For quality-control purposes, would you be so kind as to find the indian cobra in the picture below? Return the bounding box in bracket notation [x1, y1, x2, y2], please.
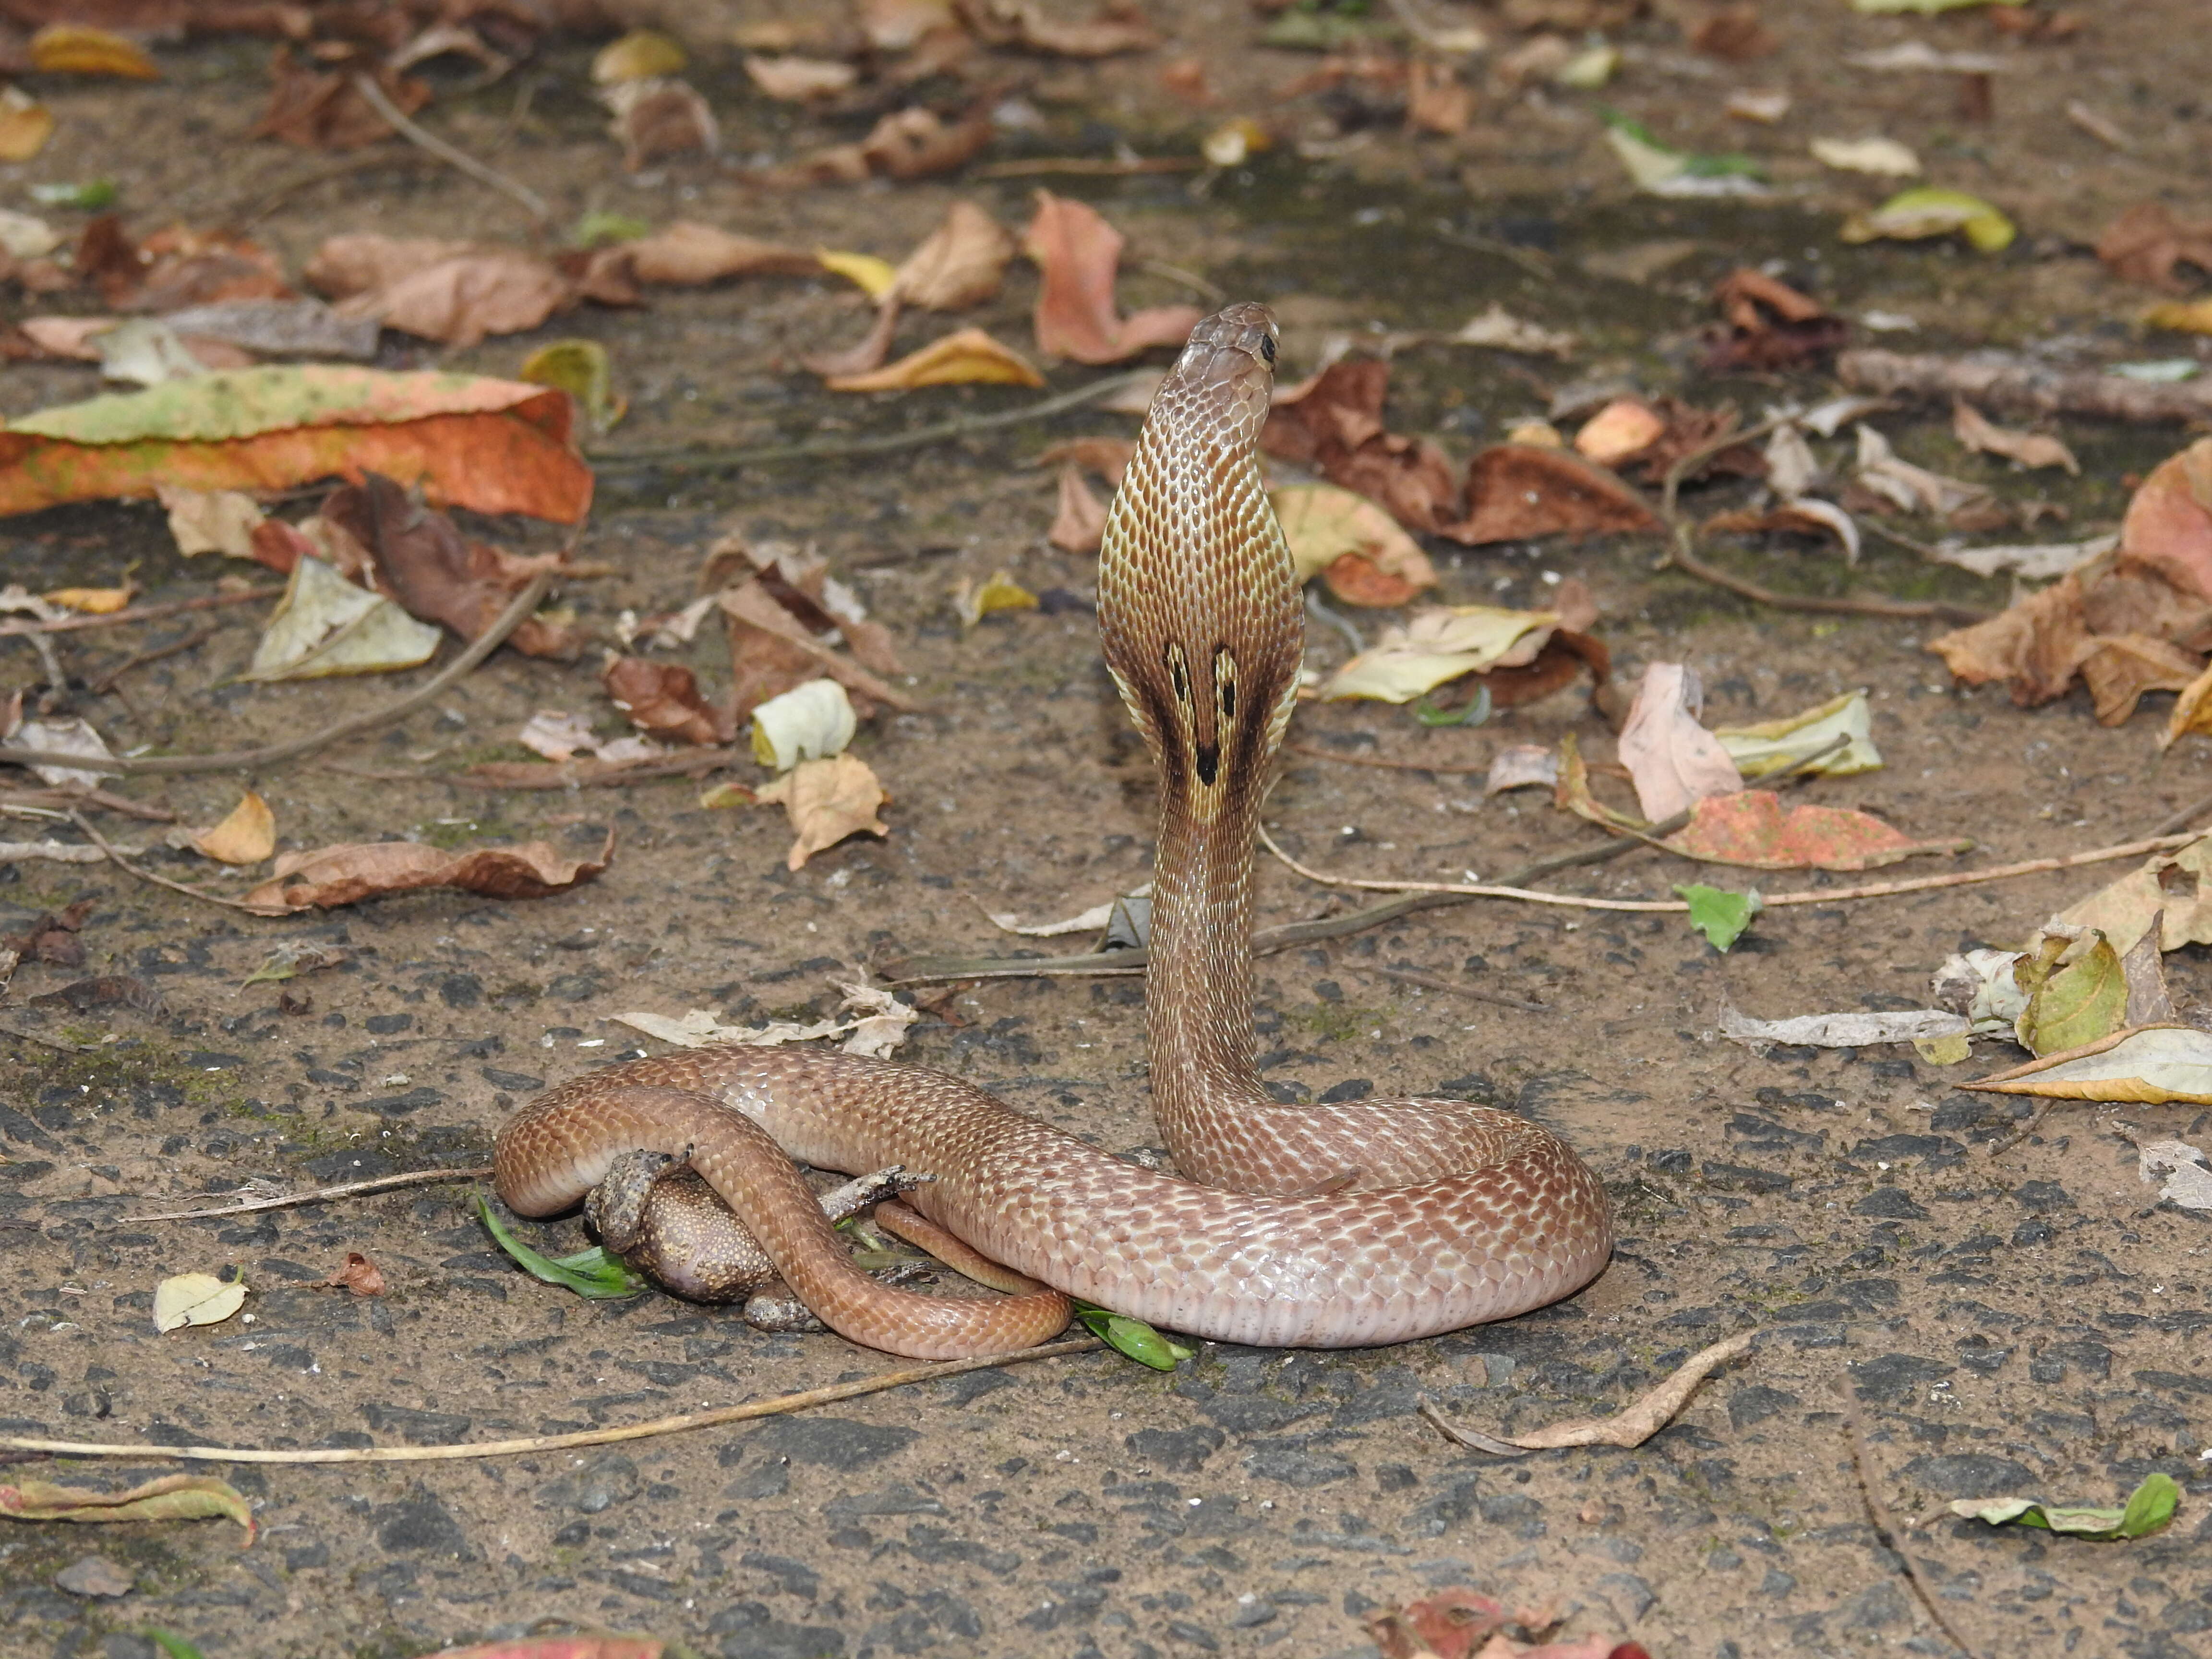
[494, 302, 1614, 1360]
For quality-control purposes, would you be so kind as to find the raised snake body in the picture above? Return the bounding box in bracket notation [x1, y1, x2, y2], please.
[493, 303, 1614, 1360]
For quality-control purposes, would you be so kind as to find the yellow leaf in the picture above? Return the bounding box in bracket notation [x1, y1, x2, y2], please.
[193, 792, 276, 866]
[954, 570, 1039, 630]
[1715, 690, 1883, 779]
[2145, 298, 2212, 337]
[817, 248, 899, 300]
[30, 23, 159, 79]
[0, 1474, 256, 1540]
[1965, 1024, 2212, 1106]
[1270, 483, 1437, 600]
[1913, 1033, 1972, 1066]
[41, 583, 132, 614]
[152, 1273, 246, 1334]
[591, 28, 687, 84]
[0, 88, 54, 162]
[754, 753, 890, 870]
[519, 338, 624, 431]
[1841, 188, 2015, 254]
[1322, 605, 1559, 702]
[826, 327, 1046, 392]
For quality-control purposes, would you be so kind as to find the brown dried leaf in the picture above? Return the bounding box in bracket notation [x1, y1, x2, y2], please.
[754, 753, 890, 870]
[1406, 59, 1473, 135]
[960, 0, 1161, 56]
[626, 222, 819, 286]
[2097, 202, 2212, 293]
[2119, 438, 2212, 604]
[309, 1251, 385, 1296]
[1428, 1333, 1753, 1455]
[1446, 444, 1660, 544]
[309, 237, 571, 350]
[1022, 191, 1202, 364]
[719, 579, 920, 719]
[1690, 6, 1776, 60]
[801, 295, 904, 380]
[605, 77, 719, 171]
[860, 106, 993, 180]
[745, 54, 858, 99]
[1616, 662, 1743, 821]
[1952, 400, 2078, 474]
[30, 23, 157, 78]
[2080, 634, 2204, 726]
[1048, 463, 1109, 553]
[253, 48, 429, 150]
[321, 474, 577, 660]
[894, 199, 1016, 310]
[242, 833, 613, 915]
[1928, 572, 2094, 706]
[0, 1474, 254, 1542]
[1264, 360, 1463, 535]
[602, 656, 726, 746]
[1705, 267, 1847, 371]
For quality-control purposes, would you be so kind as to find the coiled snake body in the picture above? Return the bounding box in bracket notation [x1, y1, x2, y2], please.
[494, 303, 1613, 1360]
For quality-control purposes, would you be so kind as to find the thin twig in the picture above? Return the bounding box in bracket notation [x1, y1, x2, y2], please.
[971, 157, 1202, 178]
[2151, 790, 2212, 839]
[1983, 1096, 2061, 1160]
[68, 810, 264, 914]
[87, 626, 216, 695]
[1262, 827, 2198, 914]
[0, 586, 283, 639]
[0, 569, 557, 778]
[0, 1337, 1106, 1466]
[120, 1166, 494, 1225]
[1352, 962, 1548, 1013]
[1841, 1382, 1986, 1659]
[0, 789, 174, 823]
[349, 72, 549, 223]
[591, 373, 1149, 475]
[232, 148, 444, 227]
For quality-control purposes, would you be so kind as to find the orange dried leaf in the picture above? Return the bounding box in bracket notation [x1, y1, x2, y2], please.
[1574, 398, 1667, 466]
[0, 92, 54, 161]
[603, 655, 724, 745]
[30, 24, 158, 79]
[754, 754, 889, 870]
[1022, 191, 1200, 364]
[625, 223, 819, 286]
[193, 791, 276, 865]
[1665, 790, 1966, 872]
[309, 1251, 386, 1296]
[0, 366, 591, 523]
[894, 200, 1016, 310]
[1448, 445, 1660, 544]
[825, 327, 1044, 391]
[41, 584, 133, 614]
[243, 834, 612, 915]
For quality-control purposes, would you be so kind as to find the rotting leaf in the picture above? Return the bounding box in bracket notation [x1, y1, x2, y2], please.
[1720, 1002, 1967, 1049]
[2138, 1140, 2212, 1212]
[1022, 191, 1202, 365]
[152, 1273, 246, 1334]
[754, 754, 890, 870]
[615, 982, 918, 1061]
[241, 833, 613, 916]
[2054, 835, 2212, 957]
[0, 365, 593, 523]
[477, 1193, 647, 1300]
[1966, 1024, 2212, 1106]
[825, 327, 1045, 391]
[192, 792, 275, 866]
[1677, 884, 1761, 951]
[0, 1475, 254, 1543]
[1669, 791, 1964, 872]
[1941, 1473, 2180, 1540]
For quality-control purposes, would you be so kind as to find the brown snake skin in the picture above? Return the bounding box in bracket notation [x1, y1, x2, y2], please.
[494, 302, 1614, 1361]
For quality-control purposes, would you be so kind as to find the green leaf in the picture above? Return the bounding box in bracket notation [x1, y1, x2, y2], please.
[1413, 682, 1491, 727]
[574, 211, 652, 247]
[1676, 884, 1762, 951]
[476, 1192, 647, 1299]
[1072, 1301, 1194, 1371]
[1947, 1473, 2180, 1539]
[31, 178, 116, 209]
[141, 1633, 207, 1659]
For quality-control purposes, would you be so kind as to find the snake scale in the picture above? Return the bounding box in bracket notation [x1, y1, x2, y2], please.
[493, 302, 1614, 1360]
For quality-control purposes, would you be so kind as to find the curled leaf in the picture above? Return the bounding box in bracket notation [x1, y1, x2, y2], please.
[1943, 1473, 2179, 1541]
[242, 834, 612, 915]
[751, 678, 858, 770]
[825, 328, 1045, 392]
[0, 1475, 254, 1542]
[1965, 1023, 2212, 1105]
[192, 792, 276, 865]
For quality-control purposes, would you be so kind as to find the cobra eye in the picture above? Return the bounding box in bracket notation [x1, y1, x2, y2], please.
[1258, 334, 1277, 366]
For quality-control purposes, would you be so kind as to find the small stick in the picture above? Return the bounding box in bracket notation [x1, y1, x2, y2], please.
[67, 810, 264, 915]
[1353, 962, 1548, 1014]
[1842, 1383, 1986, 1659]
[0, 586, 283, 638]
[119, 1166, 494, 1225]
[1666, 533, 1989, 626]
[1983, 1096, 2061, 1160]
[87, 625, 216, 695]
[0, 569, 557, 778]
[971, 157, 1201, 179]
[592, 373, 1150, 475]
[1, 789, 174, 823]
[349, 72, 549, 223]
[2151, 791, 2212, 838]
[0, 1337, 1106, 1466]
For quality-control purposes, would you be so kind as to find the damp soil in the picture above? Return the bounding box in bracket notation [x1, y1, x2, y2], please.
[3, 10, 2212, 1659]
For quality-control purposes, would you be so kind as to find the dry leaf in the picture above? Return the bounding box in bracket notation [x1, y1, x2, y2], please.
[309, 1251, 386, 1296]
[1810, 135, 1920, 177]
[153, 1272, 246, 1333]
[1022, 191, 1202, 365]
[0, 1475, 255, 1543]
[312, 237, 573, 350]
[0, 87, 53, 160]
[41, 583, 133, 614]
[1953, 400, 2078, 474]
[894, 200, 1016, 310]
[754, 754, 890, 870]
[1616, 663, 1743, 821]
[955, 570, 1040, 629]
[1667, 791, 1965, 871]
[1705, 500, 1862, 564]
[192, 792, 275, 865]
[1407, 59, 1473, 135]
[1573, 398, 1667, 466]
[1450, 304, 1577, 358]
[604, 78, 719, 171]
[593, 29, 687, 84]
[718, 578, 918, 720]
[826, 327, 1045, 391]
[1265, 360, 1464, 537]
[745, 55, 858, 99]
[1855, 423, 1994, 519]
[254, 49, 429, 150]
[603, 656, 725, 746]
[1425, 1333, 1753, 1455]
[1048, 465, 1109, 553]
[2097, 202, 2212, 293]
[1322, 605, 1561, 703]
[31, 24, 158, 78]
[963, 0, 1162, 56]
[1272, 482, 1439, 606]
[1448, 444, 1659, 544]
[2120, 438, 2212, 604]
[625, 223, 819, 286]
[751, 678, 857, 769]
[818, 249, 899, 300]
[156, 485, 264, 558]
[1714, 690, 1882, 778]
[2053, 836, 2212, 957]
[1706, 267, 1848, 372]
[242, 554, 444, 682]
[241, 834, 613, 915]
[1965, 1025, 2212, 1106]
